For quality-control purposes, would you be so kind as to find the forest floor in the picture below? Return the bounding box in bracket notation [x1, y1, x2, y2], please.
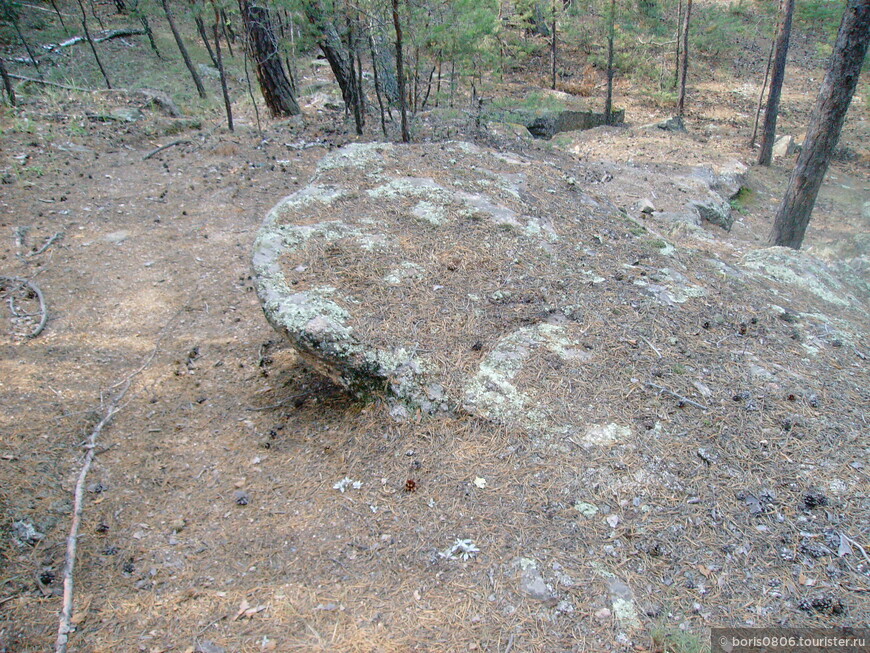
[1, 14, 869, 653]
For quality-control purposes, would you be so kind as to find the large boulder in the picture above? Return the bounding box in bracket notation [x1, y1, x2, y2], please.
[253, 141, 868, 431]
[527, 109, 624, 139]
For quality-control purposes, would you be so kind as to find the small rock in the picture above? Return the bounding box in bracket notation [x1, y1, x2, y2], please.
[169, 518, 186, 533]
[104, 230, 130, 244]
[635, 198, 655, 214]
[234, 490, 249, 506]
[196, 642, 226, 653]
[657, 116, 685, 132]
[594, 607, 612, 621]
[109, 107, 143, 123]
[520, 568, 556, 603]
[12, 520, 44, 546]
[772, 134, 796, 159]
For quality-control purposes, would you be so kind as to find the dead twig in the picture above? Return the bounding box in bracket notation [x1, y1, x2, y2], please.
[7, 74, 94, 93]
[55, 326, 171, 653]
[645, 381, 708, 410]
[28, 232, 64, 257]
[143, 138, 192, 160]
[0, 275, 48, 338]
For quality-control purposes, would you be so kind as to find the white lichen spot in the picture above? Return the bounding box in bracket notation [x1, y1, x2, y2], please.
[367, 177, 451, 202]
[574, 502, 599, 518]
[316, 142, 393, 172]
[384, 262, 426, 285]
[411, 200, 448, 226]
[741, 247, 852, 307]
[583, 423, 632, 446]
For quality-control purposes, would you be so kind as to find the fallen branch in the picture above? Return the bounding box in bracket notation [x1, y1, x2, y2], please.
[645, 381, 709, 410]
[28, 232, 64, 257]
[53, 28, 146, 49]
[7, 74, 94, 93]
[0, 275, 48, 338]
[143, 138, 191, 160]
[55, 329, 168, 653]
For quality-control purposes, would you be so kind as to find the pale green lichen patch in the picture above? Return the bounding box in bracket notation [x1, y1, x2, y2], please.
[462, 323, 587, 433]
[316, 142, 394, 172]
[634, 267, 706, 305]
[267, 184, 347, 221]
[741, 247, 853, 307]
[367, 176, 452, 202]
[384, 262, 427, 285]
[411, 201, 448, 226]
[582, 423, 632, 446]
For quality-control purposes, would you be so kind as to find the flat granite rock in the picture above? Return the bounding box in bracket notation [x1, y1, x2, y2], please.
[252, 141, 867, 433]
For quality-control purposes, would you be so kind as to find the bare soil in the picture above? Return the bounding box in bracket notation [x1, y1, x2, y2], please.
[1, 27, 868, 653]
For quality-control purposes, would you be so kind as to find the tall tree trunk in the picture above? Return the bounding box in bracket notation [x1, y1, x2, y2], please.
[550, 0, 557, 89]
[677, 0, 692, 120]
[770, 0, 869, 249]
[161, 0, 207, 98]
[605, 0, 615, 123]
[212, 4, 233, 131]
[673, 0, 682, 88]
[369, 31, 388, 135]
[344, 9, 363, 134]
[238, 0, 299, 116]
[194, 13, 219, 67]
[751, 38, 776, 146]
[49, 0, 70, 34]
[11, 16, 44, 80]
[220, 9, 236, 57]
[758, 0, 795, 166]
[392, 0, 409, 142]
[75, 0, 111, 88]
[0, 57, 16, 106]
[302, 1, 359, 120]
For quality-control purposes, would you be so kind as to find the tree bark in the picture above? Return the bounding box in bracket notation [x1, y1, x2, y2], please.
[751, 37, 775, 146]
[392, 0, 409, 142]
[75, 0, 111, 88]
[212, 4, 233, 131]
[605, 0, 615, 123]
[770, 0, 869, 249]
[194, 13, 219, 67]
[758, 0, 795, 166]
[161, 0, 207, 98]
[238, 0, 300, 117]
[11, 15, 44, 80]
[302, 1, 360, 120]
[550, 0, 557, 89]
[677, 0, 692, 119]
[0, 57, 16, 106]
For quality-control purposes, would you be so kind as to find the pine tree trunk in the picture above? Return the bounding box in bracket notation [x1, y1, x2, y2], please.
[605, 0, 615, 123]
[11, 16, 44, 80]
[751, 38, 775, 146]
[212, 4, 233, 131]
[76, 0, 112, 88]
[369, 31, 388, 135]
[550, 0, 557, 89]
[161, 0, 207, 98]
[238, 0, 300, 116]
[194, 13, 219, 67]
[758, 0, 795, 166]
[0, 57, 16, 106]
[677, 0, 692, 119]
[392, 0, 409, 142]
[770, 0, 869, 249]
[673, 0, 682, 88]
[302, 1, 359, 119]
